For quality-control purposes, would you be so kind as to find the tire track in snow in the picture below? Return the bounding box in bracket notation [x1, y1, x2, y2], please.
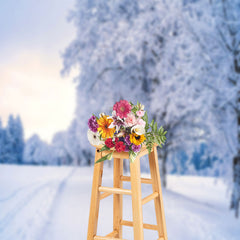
[36, 168, 77, 240]
[0, 180, 55, 232]
[0, 168, 75, 240]
[0, 181, 47, 203]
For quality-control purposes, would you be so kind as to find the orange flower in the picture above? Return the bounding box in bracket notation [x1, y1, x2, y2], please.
[97, 115, 115, 139]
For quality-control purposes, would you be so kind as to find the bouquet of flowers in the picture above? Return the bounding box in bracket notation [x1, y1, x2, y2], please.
[87, 100, 167, 163]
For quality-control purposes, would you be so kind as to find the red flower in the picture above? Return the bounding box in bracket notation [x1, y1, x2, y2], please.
[115, 141, 125, 152]
[105, 138, 115, 148]
[113, 100, 131, 118]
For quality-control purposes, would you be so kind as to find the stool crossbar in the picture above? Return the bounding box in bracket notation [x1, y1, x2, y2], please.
[87, 145, 168, 240]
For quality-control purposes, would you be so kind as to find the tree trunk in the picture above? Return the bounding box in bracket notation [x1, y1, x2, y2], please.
[230, 154, 240, 218]
[231, 80, 240, 217]
[158, 148, 167, 188]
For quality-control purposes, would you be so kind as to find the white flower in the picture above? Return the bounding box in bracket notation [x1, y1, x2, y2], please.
[108, 110, 124, 132]
[131, 125, 145, 135]
[87, 129, 103, 146]
[116, 131, 125, 137]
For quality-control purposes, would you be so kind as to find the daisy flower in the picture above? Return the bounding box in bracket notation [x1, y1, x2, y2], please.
[87, 129, 102, 146]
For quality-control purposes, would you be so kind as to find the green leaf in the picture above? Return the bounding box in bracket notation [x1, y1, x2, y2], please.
[142, 112, 149, 131]
[155, 136, 161, 146]
[153, 122, 158, 132]
[99, 145, 110, 152]
[142, 111, 148, 122]
[150, 119, 154, 128]
[158, 126, 163, 134]
[131, 106, 138, 114]
[106, 152, 113, 160]
[129, 151, 138, 163]
[95, 152, 113, 164]
[146, 141, 154, 154]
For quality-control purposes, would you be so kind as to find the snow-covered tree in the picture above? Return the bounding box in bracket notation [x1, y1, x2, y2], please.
[51, 132, 73, 165]
[0, 118, 4, 163]
[169, 0, 240, 216]
[64, 119, 82, 165]
[23, 134, 52, 165]
[2, 115, 25, 164]
[14, 116, 24, 163]
[62, 0, 149, 164]
[4, 115, 16, 163]
[61, 0, 218, 184]
[210, 0, 240, 217]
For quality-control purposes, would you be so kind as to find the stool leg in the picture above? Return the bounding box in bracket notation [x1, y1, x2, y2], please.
[113, 158, 123, 238]
[130, 156, 144, 240]
[87, 150, 104, 240]
[149, 146, 168, 240]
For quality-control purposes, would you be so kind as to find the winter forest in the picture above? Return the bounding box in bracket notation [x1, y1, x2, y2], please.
[0, 0, 240, 238]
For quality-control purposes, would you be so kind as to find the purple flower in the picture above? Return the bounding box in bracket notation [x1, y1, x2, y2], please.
[125, 135, 131, 146]
[124, 145, 130, 152]
[132, 144, 141, 153]
[88, 115, 99, 132]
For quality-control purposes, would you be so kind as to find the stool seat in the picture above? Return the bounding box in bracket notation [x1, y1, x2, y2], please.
[87, 145, 168, 240]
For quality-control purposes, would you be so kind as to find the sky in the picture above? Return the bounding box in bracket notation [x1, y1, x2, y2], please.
[0, 0, 77, 143]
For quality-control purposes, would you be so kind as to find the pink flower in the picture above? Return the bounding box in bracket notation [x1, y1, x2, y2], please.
[137, 118, 146, 128]
[136, 110, 145, 117]
[113, 100, 131, 119]
[125, 112, 137, 127]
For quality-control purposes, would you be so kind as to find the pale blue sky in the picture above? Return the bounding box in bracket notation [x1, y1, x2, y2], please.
[0, 0, 77, 142]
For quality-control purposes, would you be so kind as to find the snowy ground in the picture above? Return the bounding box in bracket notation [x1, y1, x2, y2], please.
[0, 164, 239, 240]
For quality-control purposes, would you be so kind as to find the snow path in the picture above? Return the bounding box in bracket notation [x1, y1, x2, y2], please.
[0, 165, 74, 240]
[40, 167, 82, 240]
[0, 165, 239, 240]
[38, 168, 77, 240]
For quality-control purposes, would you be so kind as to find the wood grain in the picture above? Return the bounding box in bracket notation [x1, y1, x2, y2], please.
[87, 150, 104, 240]
[149, 146, 168, 240]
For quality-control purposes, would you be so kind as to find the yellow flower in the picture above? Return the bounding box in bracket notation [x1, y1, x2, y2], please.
[129, 132, 146, 145]
[97, 115, 115, 139]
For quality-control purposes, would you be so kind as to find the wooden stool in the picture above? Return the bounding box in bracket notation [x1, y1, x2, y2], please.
[87, 144, 168, 240]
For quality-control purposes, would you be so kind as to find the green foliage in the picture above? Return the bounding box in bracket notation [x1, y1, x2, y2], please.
[99, 145, 110, 152]
[142, 111, 149, 131]
[130, 101, 143, 115]
[129, 150, 139, 163]
[145, 118, 167, 154]
[145, 132, 155, 154]
[95, 151, 113, 164]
